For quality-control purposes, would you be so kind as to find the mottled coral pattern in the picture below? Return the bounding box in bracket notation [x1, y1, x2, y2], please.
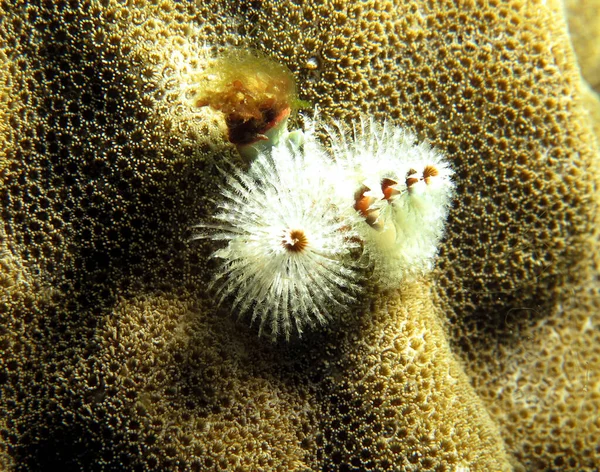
[566, 0, 600, 93]
[0, 0, 598, 471]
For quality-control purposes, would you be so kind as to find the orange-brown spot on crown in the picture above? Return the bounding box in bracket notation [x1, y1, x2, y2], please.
[282, 229, 309, 253]
[354, 186, 382, 230]
[381, 178, 400, 201]
[406, 168, 419, 188]
[354, 186, 373, 217]
[423, 164, 439, 185]
[193, 49, 298, 145]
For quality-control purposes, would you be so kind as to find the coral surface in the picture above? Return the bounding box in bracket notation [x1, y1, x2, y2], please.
[566, 0, 600, 92]
[0, 0, 599, 471]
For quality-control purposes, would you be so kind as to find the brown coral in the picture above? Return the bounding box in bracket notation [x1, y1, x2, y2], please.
[0, 0, 599, 471]
[566, 0, 600, 92]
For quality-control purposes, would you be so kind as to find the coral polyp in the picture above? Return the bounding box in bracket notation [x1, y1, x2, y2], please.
[192, 137, 362, 341]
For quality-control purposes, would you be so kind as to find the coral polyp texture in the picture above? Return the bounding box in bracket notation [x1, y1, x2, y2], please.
[193, 138, 362, 340]
[566, 0, 600, 92]
[1, 0, 599, 471]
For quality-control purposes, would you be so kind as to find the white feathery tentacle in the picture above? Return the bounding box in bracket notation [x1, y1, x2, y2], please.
[325, 117, 455, 286]
[192, 114, 454, 338]
[193, 132, 363, 340]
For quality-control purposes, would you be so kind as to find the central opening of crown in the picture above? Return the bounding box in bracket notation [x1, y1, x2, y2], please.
[282, 229, 308, 252]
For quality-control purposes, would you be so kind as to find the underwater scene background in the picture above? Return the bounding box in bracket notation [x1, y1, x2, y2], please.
[1, 0, 599, 470]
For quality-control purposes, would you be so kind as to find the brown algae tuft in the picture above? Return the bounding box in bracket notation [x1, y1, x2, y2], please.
[191, 49, 302, 158]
